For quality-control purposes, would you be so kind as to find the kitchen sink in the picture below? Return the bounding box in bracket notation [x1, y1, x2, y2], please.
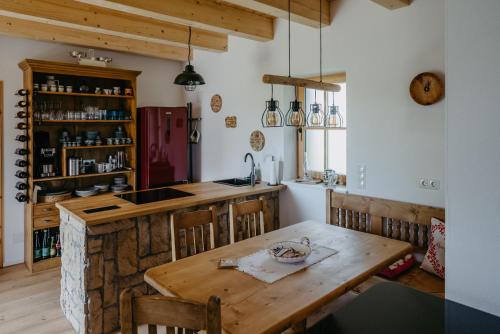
[213, 178, 252, 187]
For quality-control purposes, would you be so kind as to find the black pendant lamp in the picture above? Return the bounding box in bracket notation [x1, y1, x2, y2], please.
[262, 84, 284, 127]
[285, 0, 306, 127]
[306, 0, 325, 127]
[174, 27, 205, 91]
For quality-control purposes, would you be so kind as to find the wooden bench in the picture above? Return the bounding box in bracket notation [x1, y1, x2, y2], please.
[326, 190, 445, 297]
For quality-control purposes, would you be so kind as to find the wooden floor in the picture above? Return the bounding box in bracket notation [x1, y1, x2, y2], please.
[0, 264, 357, 334]
[0, 264, 74, 334]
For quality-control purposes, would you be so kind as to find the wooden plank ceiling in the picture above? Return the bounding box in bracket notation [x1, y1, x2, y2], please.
[0, 0, 332, 61]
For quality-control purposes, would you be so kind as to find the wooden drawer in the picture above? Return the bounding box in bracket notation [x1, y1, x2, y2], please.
[33, 203, 59, 217]
[33, 215, 60, 230]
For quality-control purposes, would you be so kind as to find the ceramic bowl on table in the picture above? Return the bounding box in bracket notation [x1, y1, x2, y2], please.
[267, 237, 312, 264]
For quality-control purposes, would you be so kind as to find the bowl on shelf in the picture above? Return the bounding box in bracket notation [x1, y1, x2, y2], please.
[75, 187, 99, 197]
[93, 184, 110, 193]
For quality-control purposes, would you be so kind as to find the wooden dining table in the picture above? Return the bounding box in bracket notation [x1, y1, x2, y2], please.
[145, 221, 412, 334]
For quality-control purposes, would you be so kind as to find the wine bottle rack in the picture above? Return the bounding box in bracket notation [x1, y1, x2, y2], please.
[15, 89, 29, 203]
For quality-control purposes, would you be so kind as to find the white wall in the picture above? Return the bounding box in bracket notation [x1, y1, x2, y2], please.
[0, 35, 185, 266]
[446, 0, 500, 317]
[192, 0, 445, 225]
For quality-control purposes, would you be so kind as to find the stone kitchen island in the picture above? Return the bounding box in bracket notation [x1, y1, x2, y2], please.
[56, 182, 284, 334]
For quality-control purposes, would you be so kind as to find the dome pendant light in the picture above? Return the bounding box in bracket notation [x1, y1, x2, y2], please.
[262, 84, 284, 128]
[285, 0, 305, 127]
[174, 27, 205, 91]
[307, 0, 326, 127]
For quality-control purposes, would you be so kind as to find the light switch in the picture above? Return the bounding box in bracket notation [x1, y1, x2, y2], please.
[358, 165, 366, 190]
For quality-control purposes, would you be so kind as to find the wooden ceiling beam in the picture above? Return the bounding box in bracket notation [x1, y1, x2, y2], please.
[0, 0, 227, 52]
[223, 0, 331, 27]
[370, 0, 412, 10]
[79, 0, 274, 41]
[0, 15, 189, 61]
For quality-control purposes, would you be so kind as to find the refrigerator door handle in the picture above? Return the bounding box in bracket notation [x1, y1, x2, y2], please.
[165, 112, 172, 144]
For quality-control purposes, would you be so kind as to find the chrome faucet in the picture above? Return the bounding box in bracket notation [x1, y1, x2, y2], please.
[244, 153, 256, 187]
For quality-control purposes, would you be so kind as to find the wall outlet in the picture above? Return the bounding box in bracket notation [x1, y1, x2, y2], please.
[418, 178, 440, 191]
[418, 178, 429, 189]
[429, 179, 440, 190]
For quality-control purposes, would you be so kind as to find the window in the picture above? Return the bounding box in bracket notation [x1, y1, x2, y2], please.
[299, 76, 347, 180]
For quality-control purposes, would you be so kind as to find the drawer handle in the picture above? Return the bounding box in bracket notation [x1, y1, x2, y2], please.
[43, 219, 54, 223]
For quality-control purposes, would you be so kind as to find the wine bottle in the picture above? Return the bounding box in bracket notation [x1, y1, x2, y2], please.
[42, 229, 50, 259]
[50, 236, 56, 258]
[16, 123, 28, 130]
[16, 100, 28, 108]
[56, 234, 62, 257]
[16, 111, 28, 118]
[15, 181, 28, 190]
[15, 192, 27, 202]
[15, 135, 28, 142]
[15, 170, 28, 178]
[15, 89, 29, 96]
[34, 231, 42, 262]
[15, 148, 28, 155]
[15, 159, 28, 167]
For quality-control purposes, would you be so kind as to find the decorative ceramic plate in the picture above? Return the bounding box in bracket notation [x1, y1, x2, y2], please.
[267, 237, 311, 264]
[250, 130, 265, 152]
[211, 94, 222, 113]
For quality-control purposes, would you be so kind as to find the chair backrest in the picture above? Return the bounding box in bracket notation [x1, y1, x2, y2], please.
[326, 190, 445, 251]
[120, 288, 222, 334]
[229, 196, 266, 244]
[171, 206, 218, 261]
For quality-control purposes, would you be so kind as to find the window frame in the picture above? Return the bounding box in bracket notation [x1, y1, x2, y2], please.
[297, 73, 347, 180]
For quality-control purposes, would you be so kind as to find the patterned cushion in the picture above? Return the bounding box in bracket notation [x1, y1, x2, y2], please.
[420, 218, 445, 279]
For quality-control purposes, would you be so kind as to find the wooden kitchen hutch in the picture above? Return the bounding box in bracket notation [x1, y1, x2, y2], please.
[18, 59, 140, 272]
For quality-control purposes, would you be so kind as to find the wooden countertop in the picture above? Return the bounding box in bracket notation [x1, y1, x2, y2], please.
[56, 182, 285, 226]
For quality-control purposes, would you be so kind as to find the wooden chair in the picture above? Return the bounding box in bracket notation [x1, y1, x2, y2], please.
[120, 288, 222, 334]
[229, 196, 266, 244]
[171, 206, 218, 261]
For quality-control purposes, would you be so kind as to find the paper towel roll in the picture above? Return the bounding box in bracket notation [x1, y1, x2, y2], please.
[268, 159, 278, 185]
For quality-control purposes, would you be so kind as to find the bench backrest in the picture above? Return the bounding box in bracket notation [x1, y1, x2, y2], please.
[326, 190, 445, 250]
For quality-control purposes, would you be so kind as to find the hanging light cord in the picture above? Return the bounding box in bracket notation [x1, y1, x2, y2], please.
[271, 84, 274, 100]
[319, 0, 323, 83]
[288, 0, 291, 78]
[188, 26, 192, 66]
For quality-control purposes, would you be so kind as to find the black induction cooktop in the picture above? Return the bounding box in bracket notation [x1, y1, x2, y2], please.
[117, 187, 195, 204]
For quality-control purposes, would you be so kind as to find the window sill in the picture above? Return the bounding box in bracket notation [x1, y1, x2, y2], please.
[281, 180, 348, 193]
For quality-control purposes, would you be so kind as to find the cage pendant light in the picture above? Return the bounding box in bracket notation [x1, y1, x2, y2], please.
[307, 90, 324, 127]
[286, 87, 305, 126]
[325, 90, 344, 128]
[262, 84, 284, 128]
[306, 0, 326, 127]
[174, 26, 206, 91]
[285, 0, 305, 127]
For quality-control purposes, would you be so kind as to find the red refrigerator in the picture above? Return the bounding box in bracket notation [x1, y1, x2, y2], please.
[137, 106, 188, 189]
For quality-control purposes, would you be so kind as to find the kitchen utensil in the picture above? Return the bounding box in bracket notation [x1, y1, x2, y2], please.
[267, 237, 311, 264]
[190, 122, 201, 144]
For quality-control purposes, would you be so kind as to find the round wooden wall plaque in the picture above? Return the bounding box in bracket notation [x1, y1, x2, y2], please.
[210, 94, 222, 113]
[409, 72, 444, 106]
[250, 130, 265, 152]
